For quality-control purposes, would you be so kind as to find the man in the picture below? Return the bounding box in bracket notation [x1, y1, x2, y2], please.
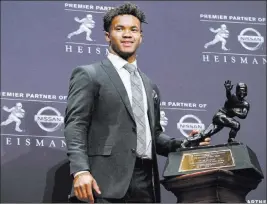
[64, 3, 210, 203]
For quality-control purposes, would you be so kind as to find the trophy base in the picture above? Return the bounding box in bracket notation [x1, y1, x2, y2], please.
[161, 168, 261, 203]
[161, 143, 264, 203]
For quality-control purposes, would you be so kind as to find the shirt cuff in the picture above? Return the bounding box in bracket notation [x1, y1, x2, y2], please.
[74, 171, 89, 178]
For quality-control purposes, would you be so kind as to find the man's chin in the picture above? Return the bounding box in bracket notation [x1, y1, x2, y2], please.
[118, 51, 135, 59]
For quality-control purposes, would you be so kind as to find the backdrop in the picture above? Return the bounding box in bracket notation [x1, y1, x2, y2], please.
[1, 1, 266, 202]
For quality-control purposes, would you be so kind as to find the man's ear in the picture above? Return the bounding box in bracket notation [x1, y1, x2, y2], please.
[105, 31, 110, 43]
[139, 32, 143, 44]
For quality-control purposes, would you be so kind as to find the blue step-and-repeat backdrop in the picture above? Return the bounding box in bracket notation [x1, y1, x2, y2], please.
[1, 1, 266, 202]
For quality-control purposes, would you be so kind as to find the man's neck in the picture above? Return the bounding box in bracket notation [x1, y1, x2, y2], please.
[108, 49, 136, 63]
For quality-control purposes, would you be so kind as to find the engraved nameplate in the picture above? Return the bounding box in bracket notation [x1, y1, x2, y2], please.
[179, 149, 235, 172]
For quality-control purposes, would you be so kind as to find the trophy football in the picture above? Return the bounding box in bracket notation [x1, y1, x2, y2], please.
[161, 80, 264, 203]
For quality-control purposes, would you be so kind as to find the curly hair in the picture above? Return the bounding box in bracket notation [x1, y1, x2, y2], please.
[103, 2, 147, 32]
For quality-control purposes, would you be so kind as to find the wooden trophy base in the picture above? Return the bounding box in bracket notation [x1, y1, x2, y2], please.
[161, 168, 262, 203]
[161, 143, 264, 203]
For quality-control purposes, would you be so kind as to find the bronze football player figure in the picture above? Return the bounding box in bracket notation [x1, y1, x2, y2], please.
[182, 80, 250, 148]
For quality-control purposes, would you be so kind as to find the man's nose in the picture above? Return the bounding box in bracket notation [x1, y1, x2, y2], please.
[122, 30, 133, 37]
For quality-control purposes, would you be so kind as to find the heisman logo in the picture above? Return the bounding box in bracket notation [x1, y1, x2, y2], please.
[67, 14, 95, 41]
[34, 106, 64, 132]
[204, 24, 230, 51]
[1, 102, 25, 132]
[177, 114, 205, 137]
[160, 111, 168, 132]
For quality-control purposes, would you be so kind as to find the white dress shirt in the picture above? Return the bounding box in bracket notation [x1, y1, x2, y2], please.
[107, 52, 152, 159]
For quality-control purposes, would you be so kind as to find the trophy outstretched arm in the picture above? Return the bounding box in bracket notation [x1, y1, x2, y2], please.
[224, 80, 233, 100]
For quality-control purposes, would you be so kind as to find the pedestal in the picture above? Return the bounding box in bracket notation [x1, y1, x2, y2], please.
[161, 168, 262, 203]
[161, 143, 264, 203]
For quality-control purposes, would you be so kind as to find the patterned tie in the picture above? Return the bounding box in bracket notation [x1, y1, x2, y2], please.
[124, 63, 146, 156]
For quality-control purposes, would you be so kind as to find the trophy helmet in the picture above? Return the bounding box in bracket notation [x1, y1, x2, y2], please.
[236, 82, 247, 99]
[221, 24, 227, 29]
[86, 14, 93, 19]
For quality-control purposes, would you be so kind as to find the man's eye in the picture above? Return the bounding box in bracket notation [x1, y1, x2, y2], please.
[116, 27, 122, 31]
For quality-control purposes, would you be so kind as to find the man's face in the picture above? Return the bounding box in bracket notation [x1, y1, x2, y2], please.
[105, 15, 142, 59]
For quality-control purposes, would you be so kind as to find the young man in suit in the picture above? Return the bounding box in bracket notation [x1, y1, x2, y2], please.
[64, 2, 210, 203]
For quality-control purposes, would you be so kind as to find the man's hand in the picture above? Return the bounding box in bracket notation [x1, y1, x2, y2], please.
[189, 130, 211, 146]
[199, 137, 211, 146]
[73, 172, 101, 203]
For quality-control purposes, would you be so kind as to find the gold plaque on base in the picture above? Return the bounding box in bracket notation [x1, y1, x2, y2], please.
[179, 149, 235, 172]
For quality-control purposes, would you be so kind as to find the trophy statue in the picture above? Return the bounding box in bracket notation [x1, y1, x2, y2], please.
[181, 80, 250, 148]
[161, 80, 264, 203]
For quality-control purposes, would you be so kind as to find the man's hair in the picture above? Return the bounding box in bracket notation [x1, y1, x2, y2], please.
[103, 2, 147, 32]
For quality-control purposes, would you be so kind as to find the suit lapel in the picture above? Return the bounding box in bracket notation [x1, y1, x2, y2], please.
[101, 59, 135, 123]
[139, 71, 155, 133]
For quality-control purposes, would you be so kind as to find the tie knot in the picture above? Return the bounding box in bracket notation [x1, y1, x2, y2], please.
[124, 63, 136, 73]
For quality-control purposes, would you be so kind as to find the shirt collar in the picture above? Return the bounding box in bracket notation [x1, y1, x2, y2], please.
[107, 52, 137, 71]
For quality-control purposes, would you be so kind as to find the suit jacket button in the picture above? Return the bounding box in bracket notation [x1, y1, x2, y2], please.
[132, 127, 136, 133]
[131, 148, 136, 153]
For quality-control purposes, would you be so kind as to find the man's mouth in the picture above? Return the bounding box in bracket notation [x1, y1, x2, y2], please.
[121, 41, 133, 47]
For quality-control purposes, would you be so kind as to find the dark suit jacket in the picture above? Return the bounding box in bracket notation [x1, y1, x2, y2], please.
[64, 59, 182, 202]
